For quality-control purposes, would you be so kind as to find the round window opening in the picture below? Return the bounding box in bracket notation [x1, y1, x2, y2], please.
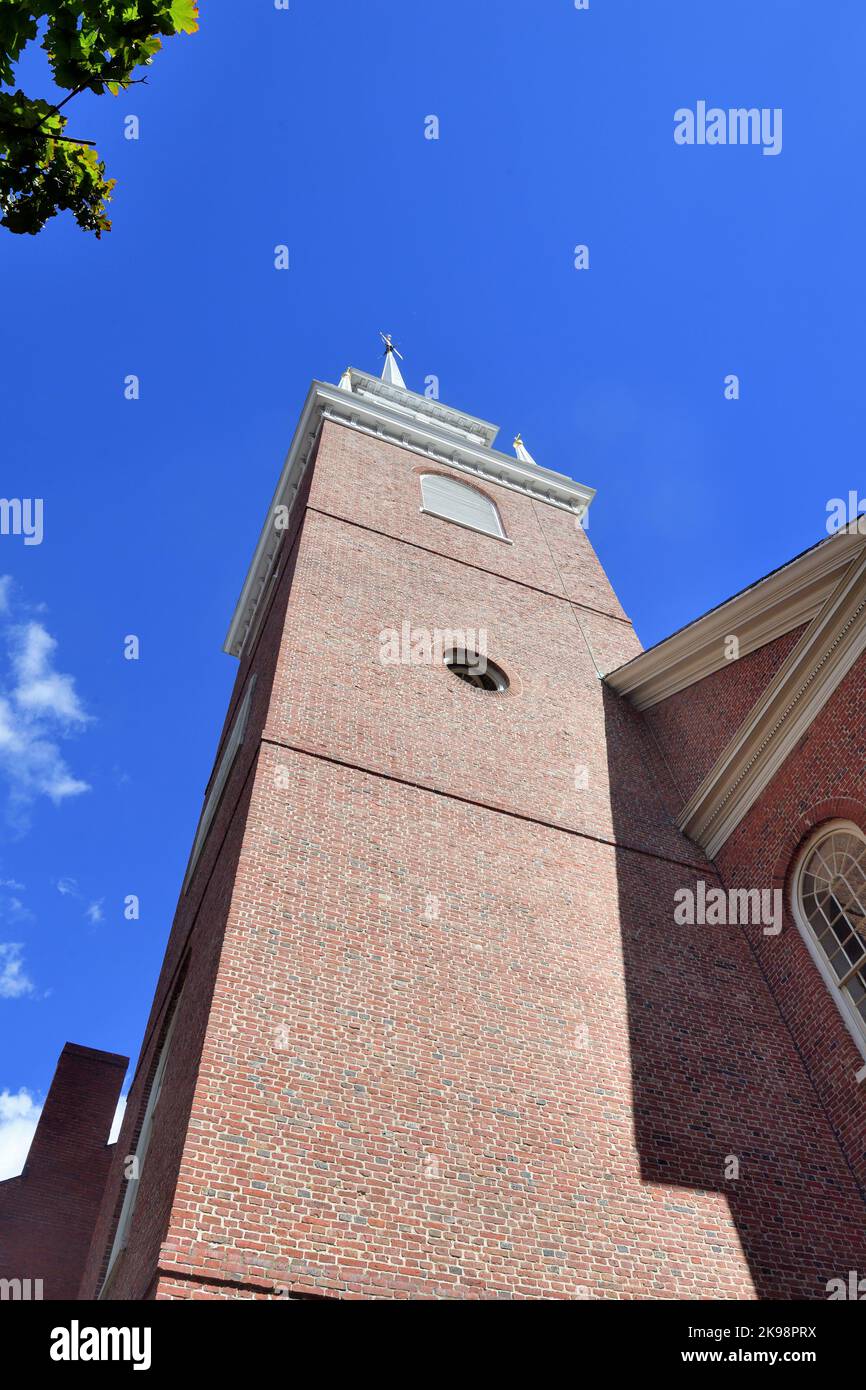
[443, 649, 509, 693]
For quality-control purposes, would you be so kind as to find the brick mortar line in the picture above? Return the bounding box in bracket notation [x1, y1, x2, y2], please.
[638, 713, 689, 808]
[259, 734, 715, 878]
[529, 497, 697, 841]
[529, 495, 604, 679]
[713, 858, 866, 1221]
[304, 503, 633, 629]
[529, 502, 693, 829]
[121, 723, 710, 1185]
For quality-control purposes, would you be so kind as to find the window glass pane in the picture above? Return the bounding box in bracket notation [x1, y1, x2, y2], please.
[846, 974, 866, 1007]
[800, 828, 866, 1027]
[846, 974, 866, 1023]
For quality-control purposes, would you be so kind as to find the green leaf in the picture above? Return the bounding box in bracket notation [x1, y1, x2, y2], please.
[0, 94, 114, 235]
[169, 1, 199, 36]
[0, 3, 201, 235]
[0, 5, 40, 86]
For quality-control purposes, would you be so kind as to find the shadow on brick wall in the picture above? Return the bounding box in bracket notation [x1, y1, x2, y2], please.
[603, 684, 866, 1300]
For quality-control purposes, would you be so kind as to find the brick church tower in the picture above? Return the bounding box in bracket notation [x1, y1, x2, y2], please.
[6, 346, 866, 1299]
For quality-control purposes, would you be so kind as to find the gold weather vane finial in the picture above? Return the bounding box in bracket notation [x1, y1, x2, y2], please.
[379, 331, 407, 389]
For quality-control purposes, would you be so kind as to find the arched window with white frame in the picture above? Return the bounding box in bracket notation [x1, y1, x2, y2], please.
[419, 473, 507, 540]
[792, 820, 866, 1056]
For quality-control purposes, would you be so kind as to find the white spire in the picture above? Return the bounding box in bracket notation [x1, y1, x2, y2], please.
[379, 332, 407, 389]
[338, 367, 352, 392]
[513, 433, 538, 465]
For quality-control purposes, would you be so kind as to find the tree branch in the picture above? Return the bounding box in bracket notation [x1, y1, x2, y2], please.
[45, 132, 96, 146]
[52, 86, 87, 113]
[0, 126, 96, 147]
[24, 73, 149, 138]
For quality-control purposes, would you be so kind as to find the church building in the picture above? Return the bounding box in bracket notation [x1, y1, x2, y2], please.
[3, 344, 866, 1300]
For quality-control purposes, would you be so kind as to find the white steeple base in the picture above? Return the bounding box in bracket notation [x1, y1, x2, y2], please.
[382, 348, 407, 390]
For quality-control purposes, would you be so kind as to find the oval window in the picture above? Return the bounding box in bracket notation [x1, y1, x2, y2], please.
[444, 649, 509, 693]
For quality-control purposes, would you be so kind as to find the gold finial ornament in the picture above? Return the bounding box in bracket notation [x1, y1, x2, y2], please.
[513, 432, 538, 466]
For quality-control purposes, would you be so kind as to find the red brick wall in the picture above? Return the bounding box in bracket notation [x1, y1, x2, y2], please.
[0, 1043, 127, 1300]
[307, 423, 628, 622]
[77, 519, 308, 1301]
[82, 414, 866, 1300]
[151, 742, 866, 1300]
[643, 625, 807, 803]
[255, 508, 696, 866]
[714, 651, 866, 1196]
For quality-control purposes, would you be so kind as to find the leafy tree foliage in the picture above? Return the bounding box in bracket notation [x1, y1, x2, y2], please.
[0, 2, 199, 236]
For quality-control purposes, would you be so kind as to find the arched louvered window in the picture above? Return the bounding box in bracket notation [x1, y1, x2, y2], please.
[420, 474, 506, 540]
[793, 820, 866, 1055]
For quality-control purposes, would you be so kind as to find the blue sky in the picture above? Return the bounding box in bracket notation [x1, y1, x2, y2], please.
[1, 0, 863, 1172]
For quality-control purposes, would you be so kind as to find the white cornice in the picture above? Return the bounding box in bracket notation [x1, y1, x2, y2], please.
[606, 524, 865, 710]
[678, 542, 866, 858]
[224, 377, 595, 659]
[345, 369, 501, 448]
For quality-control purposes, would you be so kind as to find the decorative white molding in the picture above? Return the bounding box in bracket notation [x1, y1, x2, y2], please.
[224, 375, 595, 659]
[346, 369, 500, 448]
[606, 525, 865, 710]
[677, 544, 866, 858]
[789, 819, 866, 1070]
[181, 672, 258, 891]
[418, 507, 515, 545]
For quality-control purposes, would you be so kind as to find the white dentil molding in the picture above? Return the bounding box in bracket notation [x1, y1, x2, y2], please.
[223, 374, 596, 659]
[677, 542, 866, 858]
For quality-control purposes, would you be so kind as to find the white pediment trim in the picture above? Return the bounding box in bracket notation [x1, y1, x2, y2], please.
[606, 524, 865, 710]
[224, 377, 595, 659]
[677, 541, 866, 858]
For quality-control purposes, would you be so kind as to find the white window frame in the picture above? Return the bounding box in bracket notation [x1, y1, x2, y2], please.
[182, 674, 257, 892]
[99, 1002, 181, 1296]
[791, 818, 866, 1073]
[419, 473, 510, 543]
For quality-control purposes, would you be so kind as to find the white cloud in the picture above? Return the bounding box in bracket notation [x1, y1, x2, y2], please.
[0, 1088, 40, 1179]
[0, 605, 92, 827]
[0, 878, 24, 891]
[0, 1089, 126, 1181]
[10, 623, 90, 725]
[0, 577, 12, 616]
[84, 899, 104, 925]
[0, 895, 33, 926]
[56, 877, 79, 897]
[0, 943, 34, 998]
